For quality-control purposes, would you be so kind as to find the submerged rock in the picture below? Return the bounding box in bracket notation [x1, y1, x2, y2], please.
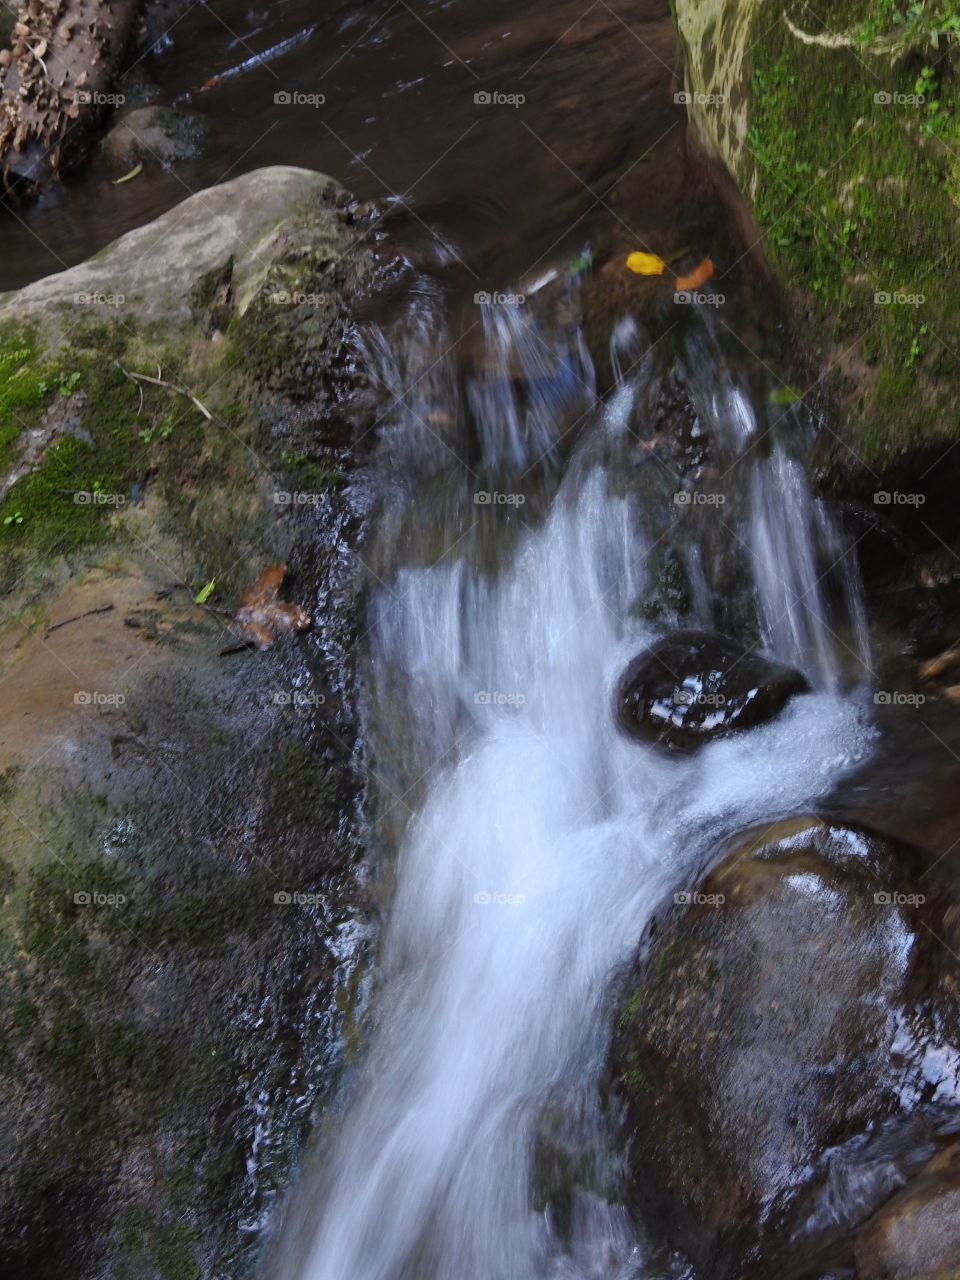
[100, 105, 209, 171]
[854, 1141, 960, 1280]
[615, 629, 809, 752]
[607, 816, 960, 1278]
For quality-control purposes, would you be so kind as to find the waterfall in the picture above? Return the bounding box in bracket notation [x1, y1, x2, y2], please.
[275, 283, 873, 1280]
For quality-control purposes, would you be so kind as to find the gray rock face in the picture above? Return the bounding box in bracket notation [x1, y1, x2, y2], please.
[0, 165, 341, 332]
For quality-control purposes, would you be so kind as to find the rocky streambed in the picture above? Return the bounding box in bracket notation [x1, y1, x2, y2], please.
[1, 1, 960, 1278]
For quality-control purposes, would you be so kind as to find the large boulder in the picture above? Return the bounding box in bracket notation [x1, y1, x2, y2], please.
[0, 167, 384, 1279]
[607, 816, 960, 1278]
[615, 629, 809, 752]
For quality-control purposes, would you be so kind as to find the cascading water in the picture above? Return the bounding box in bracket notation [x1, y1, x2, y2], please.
[276, 279, 874, 1280]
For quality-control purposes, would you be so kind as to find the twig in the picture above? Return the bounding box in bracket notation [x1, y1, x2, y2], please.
[43, 604, 114, 637]
[115, 363, 214, 421]
[219, 641, 255, 657]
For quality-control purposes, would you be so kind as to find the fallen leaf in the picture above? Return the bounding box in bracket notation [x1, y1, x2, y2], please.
[114, 161, 143, 185]
[194, 578, 217, 605]
[626, 251, 666, 276]
[674, 255, 713, 291]
[920, 643, 960, 683]
[230, 563, 311, 650]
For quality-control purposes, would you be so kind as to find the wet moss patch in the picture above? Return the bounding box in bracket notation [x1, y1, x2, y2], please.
[744, 2, 960, 472]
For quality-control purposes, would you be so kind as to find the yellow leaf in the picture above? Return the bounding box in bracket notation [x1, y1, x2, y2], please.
[626, 251, 666, 276]
[114, 161, 143, 185]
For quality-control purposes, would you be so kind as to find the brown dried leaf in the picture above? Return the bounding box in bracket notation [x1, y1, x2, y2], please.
[230, 563, 312, 650]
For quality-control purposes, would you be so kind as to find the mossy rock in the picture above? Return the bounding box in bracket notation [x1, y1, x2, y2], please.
[674, 0, 960, 479]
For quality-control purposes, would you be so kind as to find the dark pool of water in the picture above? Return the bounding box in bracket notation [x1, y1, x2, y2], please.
[0, 0, 682, 292]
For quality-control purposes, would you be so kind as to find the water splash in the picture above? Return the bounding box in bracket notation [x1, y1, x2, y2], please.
[276, 288, 873, 1280]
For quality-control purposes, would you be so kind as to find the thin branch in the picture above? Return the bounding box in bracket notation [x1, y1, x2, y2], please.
[115, 363, 214, 421]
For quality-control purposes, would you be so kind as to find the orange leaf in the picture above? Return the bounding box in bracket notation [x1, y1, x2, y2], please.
[675, 256, 714, 291]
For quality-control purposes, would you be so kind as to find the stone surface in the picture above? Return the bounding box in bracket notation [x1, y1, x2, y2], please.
[608, 815, 960, 1279]
[615, 629, 809, 752]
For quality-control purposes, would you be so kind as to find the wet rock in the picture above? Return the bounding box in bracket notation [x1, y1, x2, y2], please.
[854, 1142, 960, 1279]
[0, 167, 383, 1279]
[607, 816, 960, 1279]
[100, 105, 209, 170]
[615, 629, 809, 752]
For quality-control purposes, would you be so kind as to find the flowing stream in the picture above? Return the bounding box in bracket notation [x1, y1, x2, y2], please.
[276, 276, 874, 1279]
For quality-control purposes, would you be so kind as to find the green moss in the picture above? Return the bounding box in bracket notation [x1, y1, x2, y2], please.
[265, 743, 339, 826]
[116, 1206, 201, 1280]
[654, 939, 689, 975]
[744, 4, 960, 470]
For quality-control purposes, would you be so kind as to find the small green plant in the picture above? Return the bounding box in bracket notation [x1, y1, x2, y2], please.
[2, 510, 24, 526]
[905, 324, 929, 368]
